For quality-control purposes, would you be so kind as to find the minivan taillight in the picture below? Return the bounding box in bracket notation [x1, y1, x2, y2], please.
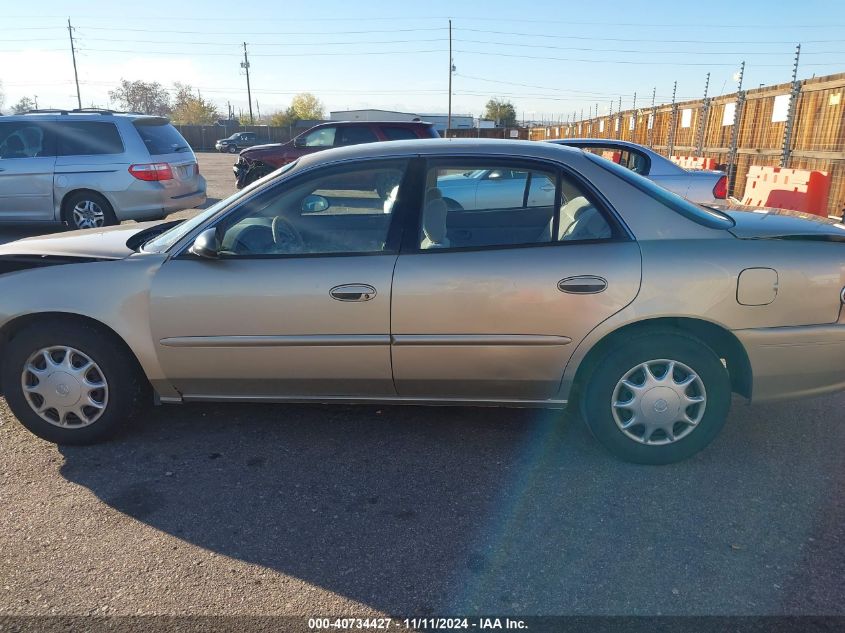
[713, 175, 727, 199]
[129, 163, 173, 181]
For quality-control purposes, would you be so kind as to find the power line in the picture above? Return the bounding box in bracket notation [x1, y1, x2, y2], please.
[12, 34, 842, 56]
[2, 14, 842, 27]
[456, 27, 843, 45]
[78, 25, 447, 35]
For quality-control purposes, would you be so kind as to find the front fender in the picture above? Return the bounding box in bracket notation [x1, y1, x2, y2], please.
[0, 254, 178, 399]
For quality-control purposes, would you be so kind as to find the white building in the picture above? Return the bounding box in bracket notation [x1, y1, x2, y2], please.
[329, 109, 419, 123]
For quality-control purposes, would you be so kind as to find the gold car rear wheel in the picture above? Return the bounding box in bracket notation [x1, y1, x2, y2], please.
[580, 331, 731, 465]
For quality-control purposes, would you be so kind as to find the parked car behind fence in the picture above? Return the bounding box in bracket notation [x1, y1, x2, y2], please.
[234, 120, 440, 188]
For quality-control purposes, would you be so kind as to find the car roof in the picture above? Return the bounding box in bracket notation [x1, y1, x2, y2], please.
[549, 138, 684, 174]
[2, 110, 162, 123]
[310, 120, 435, 128]
[296, 137, 581, 170]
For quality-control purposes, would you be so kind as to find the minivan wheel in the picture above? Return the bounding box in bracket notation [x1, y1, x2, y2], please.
[62, 191, 117, 230]
[1, 320, 147, 445]
[228, 145, 239, 153]
[580, 331, 731, 465]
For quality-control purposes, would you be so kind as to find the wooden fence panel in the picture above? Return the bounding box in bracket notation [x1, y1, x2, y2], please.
[528, 71, 845, 217]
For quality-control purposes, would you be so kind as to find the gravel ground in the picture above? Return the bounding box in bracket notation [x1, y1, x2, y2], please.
[0, 151, 843, 618]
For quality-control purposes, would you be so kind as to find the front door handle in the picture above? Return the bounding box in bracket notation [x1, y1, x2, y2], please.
[330, 284, 377, 302]
[558, 276, 608, 294]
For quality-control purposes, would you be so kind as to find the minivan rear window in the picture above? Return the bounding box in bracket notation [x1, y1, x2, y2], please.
[134, 120, 191, 155]
[55, 122, 124, 156]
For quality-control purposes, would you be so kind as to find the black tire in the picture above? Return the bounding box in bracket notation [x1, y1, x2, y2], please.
[1, 319, 148, 445]
[228, 144, 239, 154]
[580, 330, 731, 465]
[62, 191, 118, 231]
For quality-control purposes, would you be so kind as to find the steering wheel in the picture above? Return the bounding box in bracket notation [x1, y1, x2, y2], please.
[271, 216, 305, 253]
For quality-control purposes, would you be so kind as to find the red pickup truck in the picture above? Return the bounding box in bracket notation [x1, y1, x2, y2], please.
[233, 120, 440, 188]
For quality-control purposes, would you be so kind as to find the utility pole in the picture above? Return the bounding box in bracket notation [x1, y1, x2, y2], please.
[727, 61, 746, 197]
[256, 101, 261, 122]
[696, 72, 711, 156]
[648, 86, 656, 147]
[667, 80, 678, 156]
[241, 42, 254, 124]
[616, 95, 622, 139]
[67, 18, 81, 109]
[630, 92, 637, 139]
[781, 44, 801, 167]
[447, 19, 453, 136]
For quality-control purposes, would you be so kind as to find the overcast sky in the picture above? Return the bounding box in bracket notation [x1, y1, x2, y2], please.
[1, 0, 843, 121]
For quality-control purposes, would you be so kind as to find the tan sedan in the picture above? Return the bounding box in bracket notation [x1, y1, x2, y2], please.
[0, 139, 843, 464]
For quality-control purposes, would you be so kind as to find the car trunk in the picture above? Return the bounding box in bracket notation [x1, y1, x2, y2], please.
[725, 207, 845, 241]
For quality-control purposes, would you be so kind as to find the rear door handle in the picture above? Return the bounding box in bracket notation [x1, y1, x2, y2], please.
[558, 276, 608, 294]
[330, 284, 377, 302]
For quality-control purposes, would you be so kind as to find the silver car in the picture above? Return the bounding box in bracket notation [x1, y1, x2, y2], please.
[549, 139, 726, 205]
[0, 139, 843, 464]
[0, 110, 206, 230]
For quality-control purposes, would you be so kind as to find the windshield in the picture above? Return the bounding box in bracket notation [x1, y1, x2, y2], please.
[141, 160, 300, 253]
[583, 151, 734, 229]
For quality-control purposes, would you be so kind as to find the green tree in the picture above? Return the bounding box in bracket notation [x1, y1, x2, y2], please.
[108, 79, 171, 116]
[170, 83, 219, 125]
[11, 96, 36, 114]
[484, 98, 517, 127]
[288, 92, 325, 120]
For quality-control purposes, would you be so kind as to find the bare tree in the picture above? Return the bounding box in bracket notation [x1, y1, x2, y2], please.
[108, 79, 171, 116]
[12, 96, 36, 114]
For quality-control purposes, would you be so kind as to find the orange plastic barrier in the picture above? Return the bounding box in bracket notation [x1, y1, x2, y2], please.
[601, 150, 622, 164]
[741, 165, 832, 217]
[670, 155, 719, 170]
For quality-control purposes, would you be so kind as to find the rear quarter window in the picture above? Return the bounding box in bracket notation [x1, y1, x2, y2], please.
[55, 122, 124, 156]
[134, 120, 191, 155]
[584, 151, 733, 229]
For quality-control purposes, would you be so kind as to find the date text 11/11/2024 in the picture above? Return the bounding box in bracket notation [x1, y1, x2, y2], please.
[307, 617, 529, 630]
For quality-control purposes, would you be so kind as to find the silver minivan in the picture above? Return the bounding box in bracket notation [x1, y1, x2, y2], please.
[0, 110, 206, 230]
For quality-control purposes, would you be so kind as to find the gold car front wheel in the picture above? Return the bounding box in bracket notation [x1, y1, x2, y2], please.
[2, 319, 147, 445]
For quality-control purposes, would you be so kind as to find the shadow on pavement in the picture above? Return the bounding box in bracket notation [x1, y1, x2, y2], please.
[57, 396, 845, 615]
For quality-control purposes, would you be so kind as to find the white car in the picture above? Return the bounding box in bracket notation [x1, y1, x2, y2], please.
[549, 139, 726, 205]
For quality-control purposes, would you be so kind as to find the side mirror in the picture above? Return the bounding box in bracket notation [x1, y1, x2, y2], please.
[301, 194, 330, 213]
[189, 228, 220, 259]
[293, 136, 306, 148]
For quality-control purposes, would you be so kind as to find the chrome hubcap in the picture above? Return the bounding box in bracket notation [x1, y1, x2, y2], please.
[611, 359, 706, 445]
[21, 346, 109, 428]
[72, 200, 105, 229]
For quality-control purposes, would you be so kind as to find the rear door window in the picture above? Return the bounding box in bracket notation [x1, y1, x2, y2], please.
[420, 160, 616, 250]
[336, 126, 379, 146]
[133, 120, 191, 155]
[55, 122, 124, 156]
